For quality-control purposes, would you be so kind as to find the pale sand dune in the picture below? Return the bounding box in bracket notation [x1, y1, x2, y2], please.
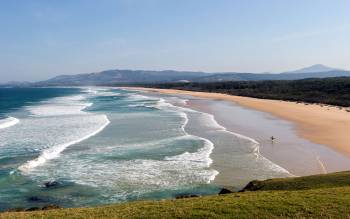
[126, 87, 350, 157]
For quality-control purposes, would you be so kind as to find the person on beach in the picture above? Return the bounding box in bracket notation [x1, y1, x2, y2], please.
[271, 136, 275, 142]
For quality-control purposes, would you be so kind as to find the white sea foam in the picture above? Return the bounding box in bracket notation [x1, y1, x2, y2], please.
[150, 98, 219, 182]
[200, 113, 260, 146]
[85, 87, 99, 94]
[83, 87, 123, 98]
[27, 95, 92, 117]
[155, 98, 174, 109]
[199, 110, 291, 174]
[125, 96, 217, 177]
[127, 91, 290, 176]
[24, 93, 219, 190]
[127, 98, 172, 109]
[172, 112, 215, 166]
[15, 90, 111, 173]
[165, 137, 215, 167]
[33, 153, 219, 191]
[2, 88, 223, 204]
[127, 94, 159, 102]
[18, 115, 110, 172]
[97, 91, 122, 97]
[152, 94, 291, 176]
[202, 112, 291, 173]
[165, 97, 189, 106]
[28, 139, 218, 191]
[0, 117, 19, 129]
[127, 103, 146, 108]
[90, 135, 198, 153]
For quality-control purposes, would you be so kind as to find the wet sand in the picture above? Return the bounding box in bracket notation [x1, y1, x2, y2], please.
[187, 98, 350, 178]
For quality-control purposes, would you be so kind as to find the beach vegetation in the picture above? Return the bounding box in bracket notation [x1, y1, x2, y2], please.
[139, 77, 350, 107]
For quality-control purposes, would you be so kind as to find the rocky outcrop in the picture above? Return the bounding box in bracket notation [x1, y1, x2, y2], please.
[6, 205, 61, 212]
[44, 180, 60, 188]
[175, 194, 200, 199]
[28, 196, 45, 202]
[41, 204, 61, 210]
[218, 188, 234, 195]
[239, 180, 264, 192]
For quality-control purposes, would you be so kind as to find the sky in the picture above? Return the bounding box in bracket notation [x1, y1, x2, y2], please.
[1, 0, 350, 82]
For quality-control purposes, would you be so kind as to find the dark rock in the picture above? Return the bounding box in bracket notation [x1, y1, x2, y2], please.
[5, 207, 26, 212]
[41, 204, 61, 210]
[25, 207, 41, 211]
[5, 205, 61, 212]
[28, 196, 45, 202]
[239, 180, 264, 192]
[175, 194, 200, 199]
[44, 180, 60, 188]
[218, 188, 234, 195]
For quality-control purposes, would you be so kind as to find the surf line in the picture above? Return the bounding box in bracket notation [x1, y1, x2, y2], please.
[152, 97, 219, 183]
[151, 94, 293, 177]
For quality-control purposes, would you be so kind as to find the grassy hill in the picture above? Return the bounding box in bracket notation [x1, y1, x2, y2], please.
[1, 171, 349, 219]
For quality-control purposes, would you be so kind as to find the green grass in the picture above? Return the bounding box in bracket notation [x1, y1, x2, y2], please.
[241, 171, 350, 191]
[1, 171, 350, 219]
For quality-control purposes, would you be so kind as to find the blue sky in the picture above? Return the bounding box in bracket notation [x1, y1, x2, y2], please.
[1, 0, 350, 82]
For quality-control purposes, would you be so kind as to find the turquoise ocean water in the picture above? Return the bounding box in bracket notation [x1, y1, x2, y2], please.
[0, 87, 289, 211]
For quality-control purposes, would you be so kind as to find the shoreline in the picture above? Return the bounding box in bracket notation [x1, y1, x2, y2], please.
[126, 87, 350, 158]
[184, 97, 350, 180]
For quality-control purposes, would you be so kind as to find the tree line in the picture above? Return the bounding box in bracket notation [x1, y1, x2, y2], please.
[134, 77, 350, 107]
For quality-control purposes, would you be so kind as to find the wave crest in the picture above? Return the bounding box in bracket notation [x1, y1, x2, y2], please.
[18, 115, 110, 172]
[0, 117, 20, 129]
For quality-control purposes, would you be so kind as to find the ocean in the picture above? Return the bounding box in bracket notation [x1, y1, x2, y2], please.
[0, 87, 289, 211]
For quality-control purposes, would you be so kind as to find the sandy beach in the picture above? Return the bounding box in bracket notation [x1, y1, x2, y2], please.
[121, 87, 350, 185]
[130, 88, 350, 157]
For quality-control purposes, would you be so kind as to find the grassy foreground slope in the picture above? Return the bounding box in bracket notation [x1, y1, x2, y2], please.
[1, 171, 350, 219]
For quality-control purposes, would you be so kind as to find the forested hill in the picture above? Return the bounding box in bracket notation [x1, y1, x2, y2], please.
[138, 77, 350, 107]
[1, 64, 350, 87]
[34, 69, 350, 86]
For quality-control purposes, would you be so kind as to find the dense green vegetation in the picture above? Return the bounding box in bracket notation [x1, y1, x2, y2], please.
[2, 171, 350, 219]
[241, 171, 350, 191]
[139, 77, 350, 107]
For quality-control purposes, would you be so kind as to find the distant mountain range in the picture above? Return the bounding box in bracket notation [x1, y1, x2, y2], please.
[284, 64, 341, 74]
[2, 64, 350, 87]
[35, 70, 208, 86]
